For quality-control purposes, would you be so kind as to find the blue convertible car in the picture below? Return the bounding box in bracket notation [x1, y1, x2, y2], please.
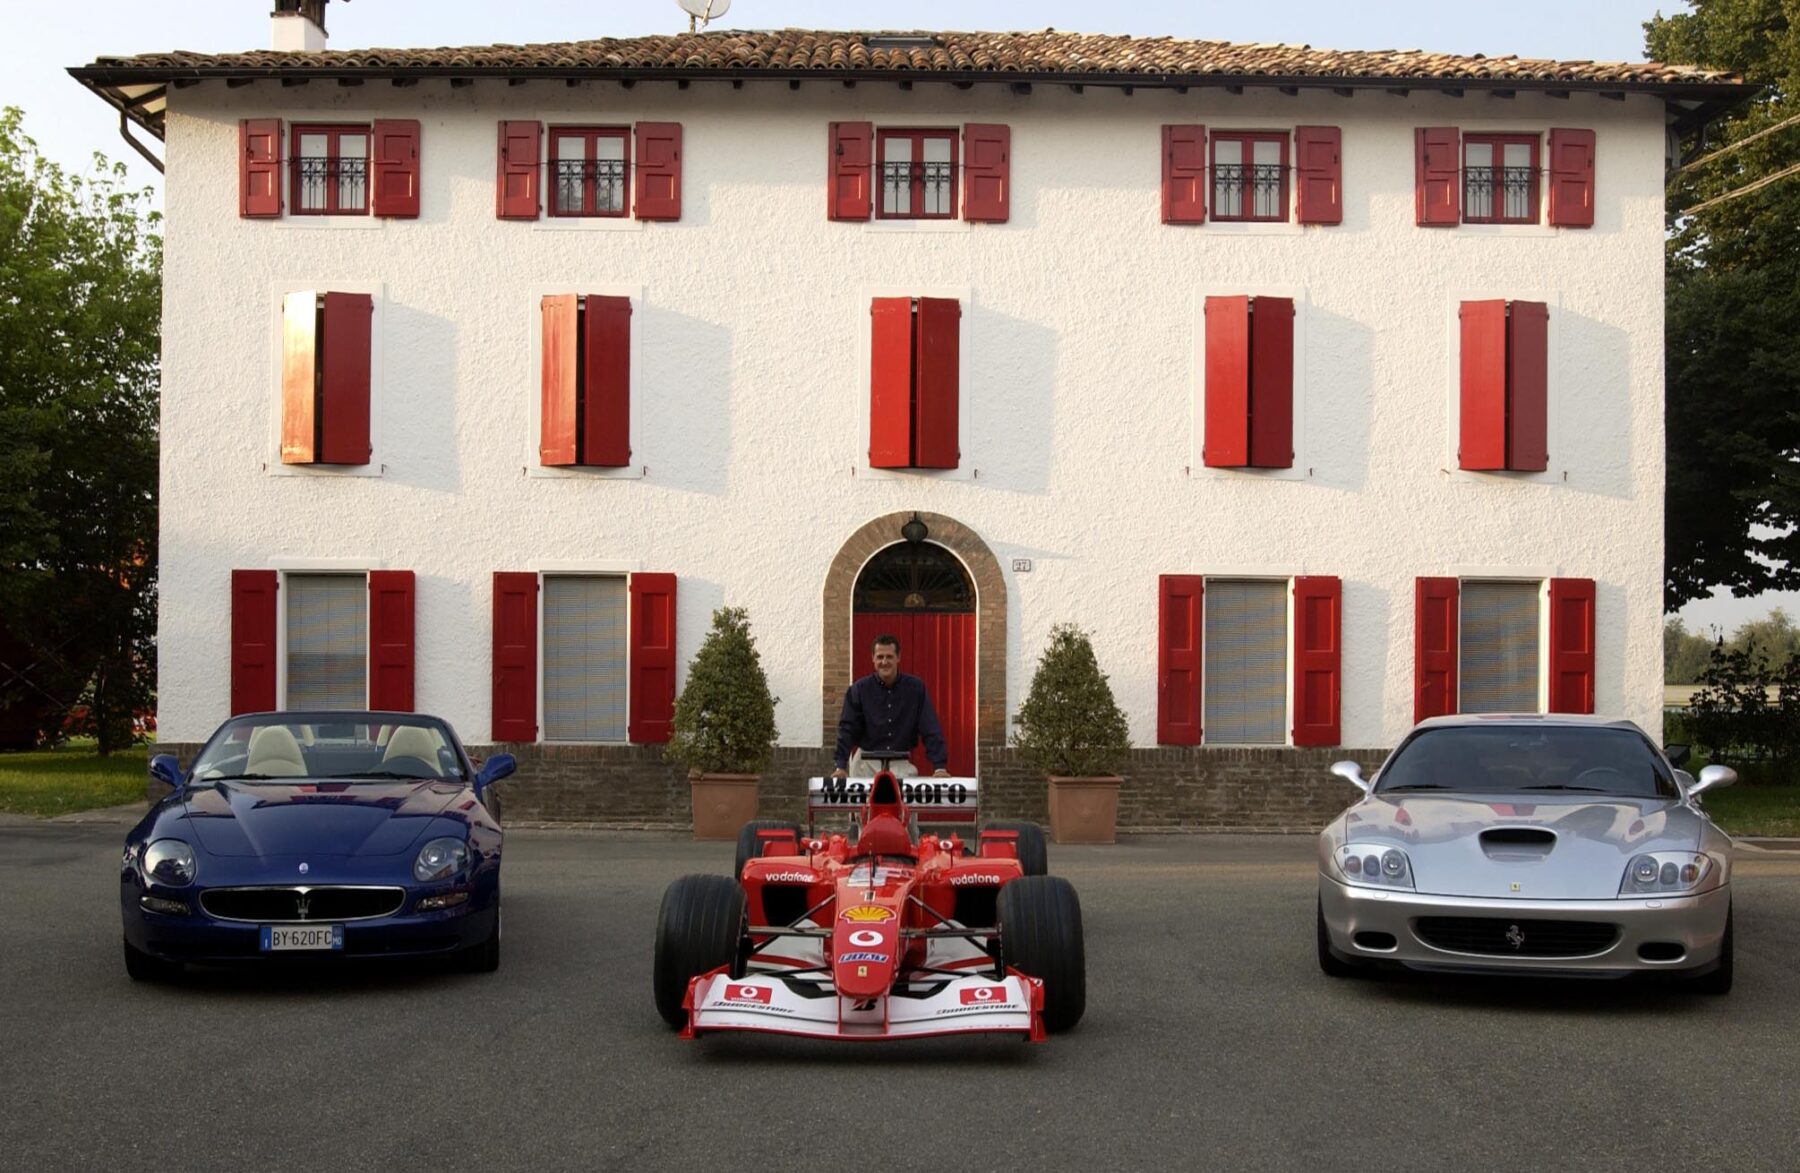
[121, 712, 513, 980]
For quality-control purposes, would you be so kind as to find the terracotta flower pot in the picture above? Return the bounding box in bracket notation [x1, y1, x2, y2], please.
[689, 772, 761, 840]
[1046, 776, 1123, 844]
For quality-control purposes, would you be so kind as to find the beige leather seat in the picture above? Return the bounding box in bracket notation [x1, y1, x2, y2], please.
[246, 726, 309, 778]
[382, 726, 441, 772]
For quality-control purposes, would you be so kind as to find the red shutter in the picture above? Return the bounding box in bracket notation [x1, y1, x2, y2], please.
[1292, 576, 1341, 747]
[583, 294, 632, 467]
[491, 572, 538, 742]
[1547, 128, 1596, 229]
[1507, 300, 1549, 472]
[869, 297, 914, 468]
[1294, 126, 1342, 225]
[1414, 577, 1460, 722]
[962, 123, 1010, 223]
[1203, 295, 1250, 468]
[829, 121, 873, 221]
[1248, 296, 1295, 469]
[1459, 299, 1507, 471]
[240, 119, 283, 218]
[1162, 124, 1206, 224]
[1548, 577, 1596, 714]
[1158, 575, 1203, 745]
[629, 573, 678, 744]
[367, 570, 415, 712]
[1416, 127, 1460, 226]
[497, 120, 541, 220]
[317, 292, 372, 465]
[913, 297, 960, 469]
[230, 570, 279, 716]
[633, 122, 682, 221]
[370, 119, 420, 218]
[539, 295, 579, 466]
[280, 291, 319, 465]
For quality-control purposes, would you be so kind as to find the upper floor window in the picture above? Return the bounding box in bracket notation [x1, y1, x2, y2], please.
[878, 129, 957, 220]
[550, 127, 629, 218]
[1211, 132, 1288, 222]
[1462, 134, 1539, 224]
[291, 124, 369, 215]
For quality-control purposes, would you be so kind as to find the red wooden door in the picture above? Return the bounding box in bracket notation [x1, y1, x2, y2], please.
[850, 612, 976, 776]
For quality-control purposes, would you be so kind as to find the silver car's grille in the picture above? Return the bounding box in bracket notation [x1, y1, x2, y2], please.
[1414, 917, 1619, 958]
[200, 886, 405, 922]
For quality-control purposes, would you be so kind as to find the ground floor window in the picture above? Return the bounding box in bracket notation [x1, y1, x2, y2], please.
[285, 573, 367, 709]
[1202, 578, 1288, 744]
[542, 575, 628, 741]
[1460, 580, 1540, 713]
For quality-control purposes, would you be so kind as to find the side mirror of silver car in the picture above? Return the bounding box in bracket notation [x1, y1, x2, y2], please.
[1330, 761, 1370, 794]
[1688, 764, 1737, 798]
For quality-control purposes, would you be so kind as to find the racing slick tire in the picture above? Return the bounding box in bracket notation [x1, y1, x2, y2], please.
[1316, 898, 1360, 979]
[123, 938, 179, 983]
[982, 820, 1048, 876]
[1688, 903, 1733, 996]
[734, 819, 803, 878]
[997, 875, 1085, 1032]
[654, 873, 747, 1028]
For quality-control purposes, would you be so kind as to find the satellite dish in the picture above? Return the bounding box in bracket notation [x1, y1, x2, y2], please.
[677, 0, 730, 27]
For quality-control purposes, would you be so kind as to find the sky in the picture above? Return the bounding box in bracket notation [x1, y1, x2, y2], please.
[13, 0, 1785, 635]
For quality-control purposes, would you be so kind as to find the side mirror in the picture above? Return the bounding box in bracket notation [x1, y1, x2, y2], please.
[1330, 760, 1370, 794]
[474, 753, 517, 794]
[1688, 764, 1737, 798]
[149, 754, 184, 796]
[1664, 743, 1691, 768]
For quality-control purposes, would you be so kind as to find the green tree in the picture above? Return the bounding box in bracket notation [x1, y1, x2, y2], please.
[1724, 606, 1800, 667]
[0, 107, 160, 753]
[1649, 2, 1800, 610]
[1012, 624, 1131, 778]
[1665, 617, 1719, 683]
[664, 606, 779, 775]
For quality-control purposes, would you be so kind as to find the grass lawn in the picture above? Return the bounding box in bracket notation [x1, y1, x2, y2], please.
[1701, 785, 1800, 839]
[0, 742, 147, 818]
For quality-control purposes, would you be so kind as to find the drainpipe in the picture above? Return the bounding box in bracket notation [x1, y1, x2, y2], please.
[117, 109, 164, 175]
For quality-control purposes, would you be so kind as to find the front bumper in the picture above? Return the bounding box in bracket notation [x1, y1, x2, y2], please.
[1319, 875, 1730, 977]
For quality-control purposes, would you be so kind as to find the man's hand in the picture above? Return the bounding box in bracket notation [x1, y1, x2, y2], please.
[831, 767, 847, 779]
[932, 769, 949, 777]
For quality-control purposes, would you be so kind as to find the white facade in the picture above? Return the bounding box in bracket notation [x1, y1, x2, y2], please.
[154, 79, 1667, 748]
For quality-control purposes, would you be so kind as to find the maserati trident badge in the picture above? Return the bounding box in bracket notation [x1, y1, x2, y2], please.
[1506, 924, 1526, 950]
[298, 862, 310, 875]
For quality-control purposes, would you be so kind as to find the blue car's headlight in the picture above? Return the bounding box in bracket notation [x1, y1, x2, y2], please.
[1335, 842, 1414, 890]
[143, 839, 197, 887]
[1620, 852, 1717, 896]
[414, 837, 469, 883]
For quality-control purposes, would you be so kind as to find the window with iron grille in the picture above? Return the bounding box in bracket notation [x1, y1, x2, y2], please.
[1202, 579, 1289, 744]
[1460, 580, 1541, 713]
[877, 129, 958, 220]
[1463, 134, 1540, 224]
[542, 575, 628, 742]
[549, 127, 630, 218]
[285, 574, 367, 709]
[1211, 132, 1288, 222]
[290, 124, 369, 215]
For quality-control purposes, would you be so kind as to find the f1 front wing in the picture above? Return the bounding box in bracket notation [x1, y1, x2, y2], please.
[684, 969, 1044, 1041]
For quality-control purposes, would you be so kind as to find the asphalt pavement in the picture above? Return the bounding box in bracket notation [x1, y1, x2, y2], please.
[3, 825, 1798, 1172]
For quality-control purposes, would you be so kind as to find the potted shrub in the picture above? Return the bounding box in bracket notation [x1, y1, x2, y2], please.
[666, 606, 779, 839]
[1014, 623, 1131, 843]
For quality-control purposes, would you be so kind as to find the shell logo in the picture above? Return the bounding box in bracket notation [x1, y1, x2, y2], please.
[839, 905, 896, 924]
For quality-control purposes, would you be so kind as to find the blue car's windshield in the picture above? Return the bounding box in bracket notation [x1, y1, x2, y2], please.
[191, 717, 464, 782]
[1375, 726, 1679, 799]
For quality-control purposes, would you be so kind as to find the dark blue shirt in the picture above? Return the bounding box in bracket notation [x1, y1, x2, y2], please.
[834, 672, 947, 771]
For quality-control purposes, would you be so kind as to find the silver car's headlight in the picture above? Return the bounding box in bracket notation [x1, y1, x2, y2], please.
[1335, 843, 1414, 890]
[1620, 852, 1717, 896]
[414, 837, 470, 883]
[143, 839, 197, 887]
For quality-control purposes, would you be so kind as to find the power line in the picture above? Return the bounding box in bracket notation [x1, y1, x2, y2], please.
[1675, 109, 1800, 175]
[1683, 160, 1800, 214]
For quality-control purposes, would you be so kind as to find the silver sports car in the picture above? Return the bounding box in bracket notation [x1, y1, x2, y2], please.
[1317, 714, 1736, 993]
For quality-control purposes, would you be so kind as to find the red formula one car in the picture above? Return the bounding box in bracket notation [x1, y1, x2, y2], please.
[653, 765, 1085, 1041]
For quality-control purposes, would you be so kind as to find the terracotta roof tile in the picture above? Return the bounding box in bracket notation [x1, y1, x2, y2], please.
[80, 29, 1742, 89]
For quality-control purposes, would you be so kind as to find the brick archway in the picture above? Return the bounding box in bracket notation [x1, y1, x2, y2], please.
[821, 513, 1006, 759]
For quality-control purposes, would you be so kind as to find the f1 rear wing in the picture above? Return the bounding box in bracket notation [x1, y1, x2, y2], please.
[806, 775, 980, 824]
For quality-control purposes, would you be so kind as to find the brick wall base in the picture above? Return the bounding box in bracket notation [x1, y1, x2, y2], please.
[150, 741, 1389, 831]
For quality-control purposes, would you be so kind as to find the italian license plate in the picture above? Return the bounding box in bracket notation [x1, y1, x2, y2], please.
[260, 924, 344, 951]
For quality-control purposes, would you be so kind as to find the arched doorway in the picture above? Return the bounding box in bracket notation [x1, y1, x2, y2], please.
[851, 540, 977, 777]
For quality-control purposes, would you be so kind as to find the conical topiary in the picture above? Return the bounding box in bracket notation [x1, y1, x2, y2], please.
[665, 606, 779, 775]
[1012, 623, 1131, 777]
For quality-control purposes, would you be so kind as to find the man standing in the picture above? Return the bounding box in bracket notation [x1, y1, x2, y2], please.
[832, 634, 950, 779]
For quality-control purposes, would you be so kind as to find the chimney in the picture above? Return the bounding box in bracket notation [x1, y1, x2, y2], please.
[272, 0, 330, 52]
